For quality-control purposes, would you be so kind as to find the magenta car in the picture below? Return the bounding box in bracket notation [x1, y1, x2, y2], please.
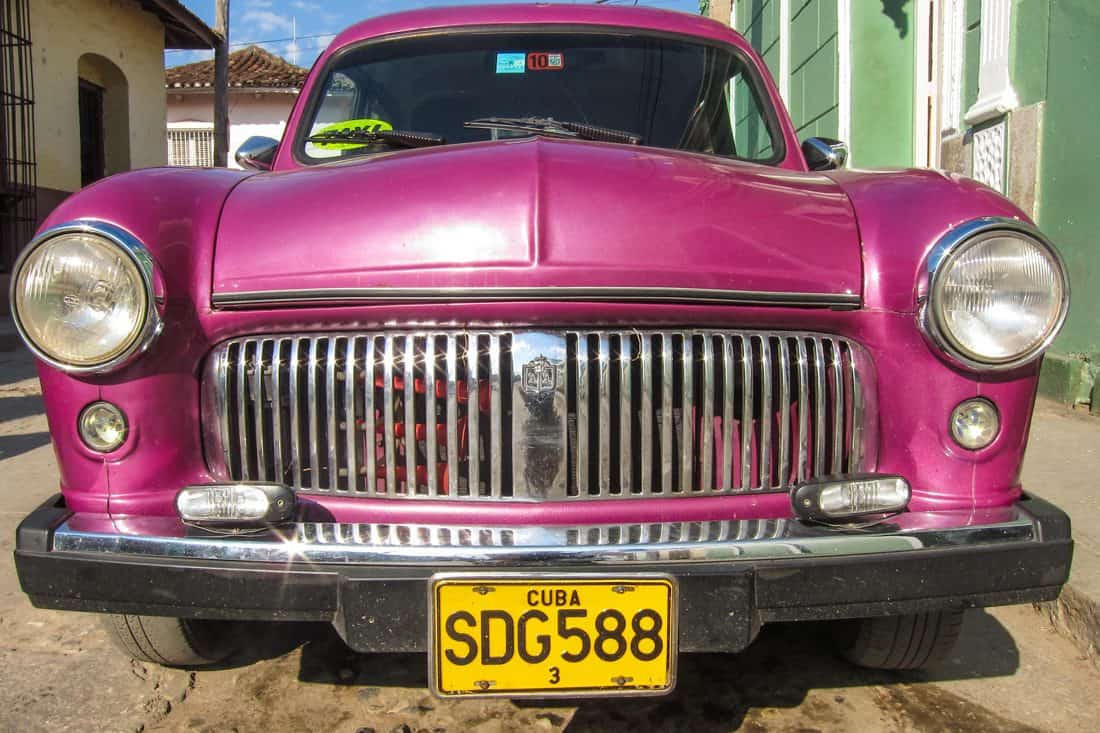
[11, 5, 1073, 698]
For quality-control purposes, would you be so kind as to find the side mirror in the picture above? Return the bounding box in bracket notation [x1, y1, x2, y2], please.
[235, 136, 279, 171]
[801, 137, 848, 171]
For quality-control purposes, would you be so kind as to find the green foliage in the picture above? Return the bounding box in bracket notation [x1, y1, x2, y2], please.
[699, 1, 711, 16]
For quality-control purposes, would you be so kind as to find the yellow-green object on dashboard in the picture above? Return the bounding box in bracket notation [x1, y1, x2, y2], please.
[310, 118, 394, 149]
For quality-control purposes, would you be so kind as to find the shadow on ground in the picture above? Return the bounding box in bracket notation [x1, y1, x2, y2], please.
[209, 609, 1022, 732]
[0, 431, 51, 459]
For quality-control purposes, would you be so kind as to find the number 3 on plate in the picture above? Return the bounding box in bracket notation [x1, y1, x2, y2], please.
[548, 666, 561, 684]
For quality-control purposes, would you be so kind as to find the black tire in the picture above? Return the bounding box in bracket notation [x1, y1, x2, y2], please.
[836, 609, 965, 670]
[101, 614, 234, 667]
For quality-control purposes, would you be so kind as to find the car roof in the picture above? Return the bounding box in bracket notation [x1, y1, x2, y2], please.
[324, 3, 751, 58]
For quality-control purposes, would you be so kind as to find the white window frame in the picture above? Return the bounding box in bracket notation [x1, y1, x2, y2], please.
[965, 0, 1018, 125]
[166, 122, 216, 168]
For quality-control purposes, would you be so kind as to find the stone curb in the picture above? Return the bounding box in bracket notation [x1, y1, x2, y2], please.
[1036, 583, 1100, 668]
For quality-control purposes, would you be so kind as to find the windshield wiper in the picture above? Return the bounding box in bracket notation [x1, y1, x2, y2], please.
[307, 128, 445, 149]
[465, 117, 642, 146]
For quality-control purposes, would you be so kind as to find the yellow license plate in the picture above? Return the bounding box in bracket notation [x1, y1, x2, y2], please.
[430, 575, 677, 698]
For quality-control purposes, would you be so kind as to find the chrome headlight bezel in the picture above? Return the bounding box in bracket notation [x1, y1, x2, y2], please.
[921, 217, 1069, 371]
[9, 220, 161, 374]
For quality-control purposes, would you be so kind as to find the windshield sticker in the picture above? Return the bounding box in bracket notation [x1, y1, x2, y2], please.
[309, 118, 393, 149]
[527, 52, 564, 71]
[496, 52, 527, 74]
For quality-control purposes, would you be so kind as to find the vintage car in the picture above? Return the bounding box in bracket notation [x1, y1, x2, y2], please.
[11, 4, 1073, 698]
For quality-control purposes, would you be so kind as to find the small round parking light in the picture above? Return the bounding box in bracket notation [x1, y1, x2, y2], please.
[950, 398, 1000, 451]
[78, 401, 128, 452]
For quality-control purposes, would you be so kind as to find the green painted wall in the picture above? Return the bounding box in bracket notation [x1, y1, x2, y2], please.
[738, 0, 781, 80]
[1038, 0, 1100, 355]
[848, 2, 915, 168]
[1009, 0, 1049, 106]
[787, 0, 839, 139]
[963, 0, 981, 115]
[733, 1, 916, 167]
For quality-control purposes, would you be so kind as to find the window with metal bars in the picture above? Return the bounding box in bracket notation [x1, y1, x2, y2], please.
[0, 0, 36, 272]
[166, 127, 215, 167]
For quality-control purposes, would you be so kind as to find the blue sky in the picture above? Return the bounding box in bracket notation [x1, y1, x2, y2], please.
[168, 1, 702, 68]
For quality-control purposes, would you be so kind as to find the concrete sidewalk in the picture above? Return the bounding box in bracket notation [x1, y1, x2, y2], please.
[1023, 399, 1100, 664]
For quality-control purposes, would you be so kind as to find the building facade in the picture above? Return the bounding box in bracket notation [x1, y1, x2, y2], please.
[711, 0, 1099, 408]
[165, 46, 306, 170]
[0, 0, 215, 280]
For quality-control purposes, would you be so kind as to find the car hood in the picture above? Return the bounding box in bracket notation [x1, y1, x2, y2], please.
[212, 138, 861, 305]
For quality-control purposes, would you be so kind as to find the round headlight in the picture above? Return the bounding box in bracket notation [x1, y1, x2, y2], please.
[78, 401, 129, 452]
[926, 220, 1068, 370]
[10, 222, 159, 372]
[949, 398, 1000, 451]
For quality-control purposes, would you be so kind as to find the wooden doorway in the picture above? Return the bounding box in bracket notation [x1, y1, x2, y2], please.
[78, 80, 105, 187]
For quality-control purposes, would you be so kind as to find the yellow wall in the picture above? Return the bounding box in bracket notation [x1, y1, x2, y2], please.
[30, 0, 168, 193]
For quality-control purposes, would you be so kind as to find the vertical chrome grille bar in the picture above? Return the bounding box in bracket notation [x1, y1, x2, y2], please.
[720, 335, 734, 492]
[597, 333, 611, 495]
[660, 334, 674, 492]
[639, 336, 653, 492]
[363, 336, 376, 494]
[326, 337, 338, 489]
[758, 335, 773, 490]
[253, 339, 268, 481]
[403, 335, 417, 494]
[796, 338, 810, 483]
[466, 334, 479, 495]
[344, 337, 358, 492]
[849, 343, 865, 473]
[446, 335, 459, 495]
[236, 340, 251, 480]
[271, 338, 285, 483]
[216, 346, 233, 477]
[383, 336, 396, 495]
[740, 335, 754, 490]
[813, 337, 827, 476]
[619, 335, 633, 493]
[680, 335, 694, 491]
[425, 336, 438, 496]
[777, 338, 791, 487]
[700, 335, 715, 492]
[488, 333, 502, 498]
[307, 338, 320, 490]
[575, 334, 590, 494]
[289, 338, 302, 488]
[830, 338, 844, 474]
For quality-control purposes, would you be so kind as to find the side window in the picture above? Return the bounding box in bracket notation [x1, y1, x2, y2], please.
[305, 73, 360, 159]
[728, 71, 774, 161]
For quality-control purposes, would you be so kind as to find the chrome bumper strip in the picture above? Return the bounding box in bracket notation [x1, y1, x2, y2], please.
[51, 507, 1037, 566]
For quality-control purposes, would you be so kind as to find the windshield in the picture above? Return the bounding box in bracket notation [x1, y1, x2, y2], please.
[298, 30, 781, 163]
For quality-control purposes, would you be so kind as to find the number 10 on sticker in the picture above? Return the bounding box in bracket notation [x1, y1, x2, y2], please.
[528, 52, 564, 70]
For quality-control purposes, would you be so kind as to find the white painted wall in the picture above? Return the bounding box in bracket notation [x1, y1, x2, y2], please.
[31, 0, 168, 192]
[166, 91, 298, 169]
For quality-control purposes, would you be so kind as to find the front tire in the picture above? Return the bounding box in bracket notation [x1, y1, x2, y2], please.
[101, 614, 234, 667]
[836, 609, 965, 670]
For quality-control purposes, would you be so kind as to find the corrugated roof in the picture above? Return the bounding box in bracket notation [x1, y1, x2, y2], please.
[165, 45, 307, 90]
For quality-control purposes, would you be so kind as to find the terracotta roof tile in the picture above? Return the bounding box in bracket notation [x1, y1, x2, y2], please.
[166, 45, 307, 89]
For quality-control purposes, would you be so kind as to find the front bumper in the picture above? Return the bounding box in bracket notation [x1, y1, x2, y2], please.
[15, 494, 1071, 653]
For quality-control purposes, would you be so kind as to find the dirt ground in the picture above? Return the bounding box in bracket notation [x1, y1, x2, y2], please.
[2, 336, 1100, 732]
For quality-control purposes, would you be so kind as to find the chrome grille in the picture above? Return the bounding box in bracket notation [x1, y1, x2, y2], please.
[293, 520, 787, 548]
[204, 330, 875, 500]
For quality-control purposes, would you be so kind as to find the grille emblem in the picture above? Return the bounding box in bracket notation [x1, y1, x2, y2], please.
[521, 355, 556, 394]
[512, 333, 569, 498]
